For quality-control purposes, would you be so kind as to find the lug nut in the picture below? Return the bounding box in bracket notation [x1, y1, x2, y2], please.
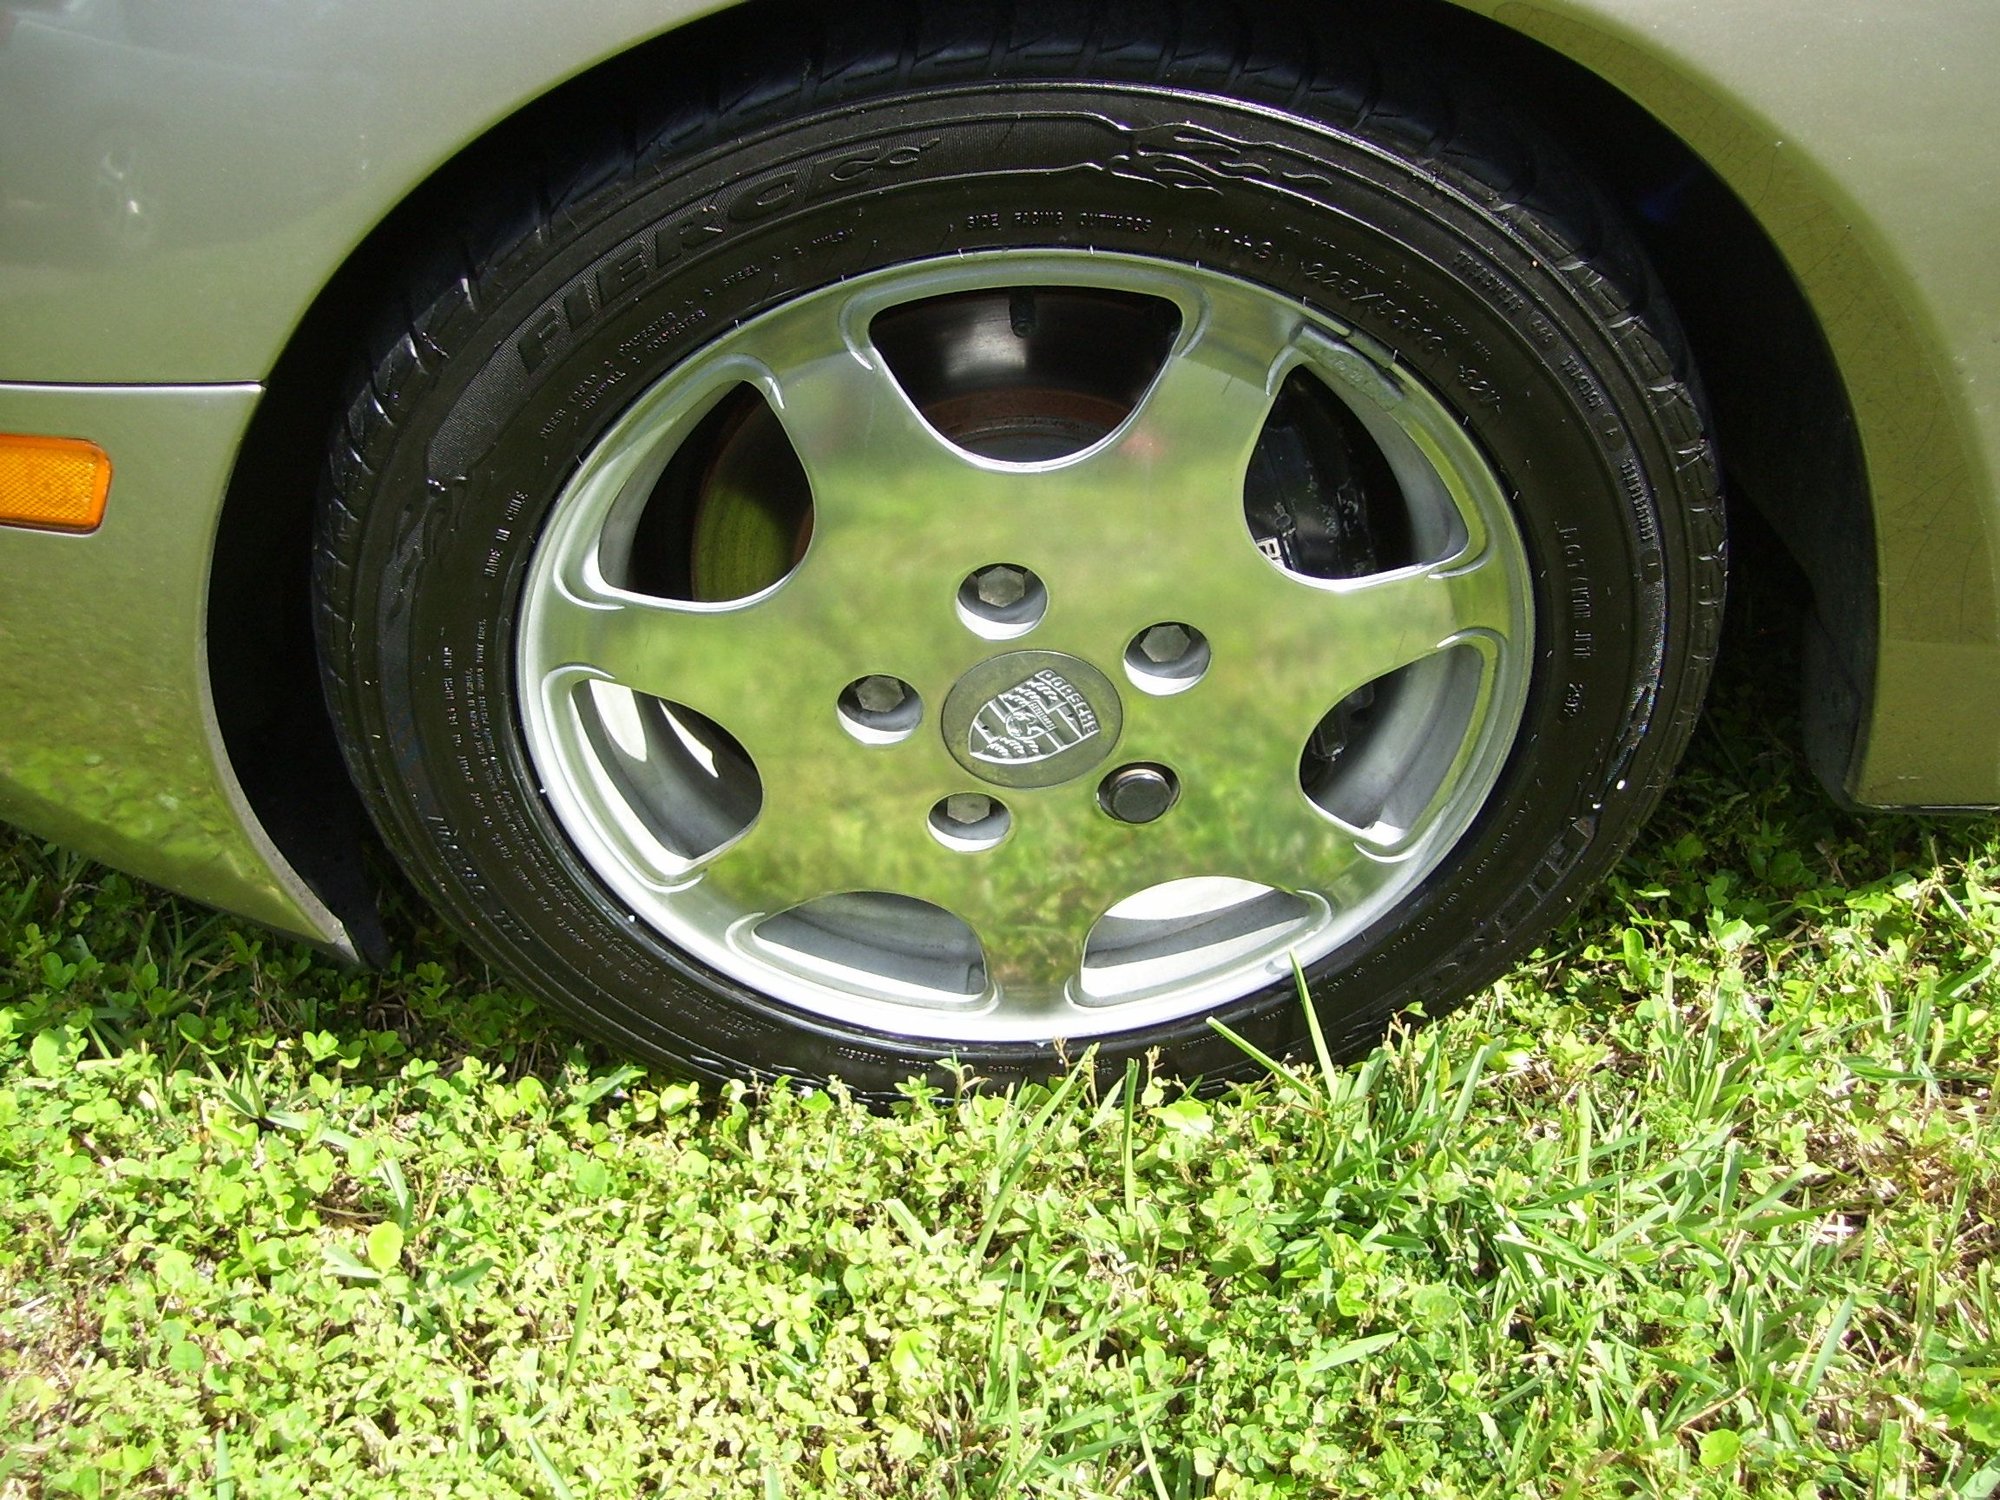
[929, 792, 1011, 850]
[853, 675, 907, 713]
[1138, 623, 1192, 665]
[1124, 622, 1210, 694]
[1099, 764, 1179, 824]
[974, 565, 1029, 609]
[838, 675, 922, 743]
[957, 564, 1048, 639]
[944, 792, 995, 826]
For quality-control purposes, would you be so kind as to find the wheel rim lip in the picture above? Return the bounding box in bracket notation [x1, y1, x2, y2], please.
[515, 250, 1534, 1044]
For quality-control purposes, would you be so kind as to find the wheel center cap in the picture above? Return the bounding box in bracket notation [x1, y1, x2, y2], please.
[941, 650, 1123, 789]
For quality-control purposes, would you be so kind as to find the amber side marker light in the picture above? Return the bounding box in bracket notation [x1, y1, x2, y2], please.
[0, 433, 113, 533]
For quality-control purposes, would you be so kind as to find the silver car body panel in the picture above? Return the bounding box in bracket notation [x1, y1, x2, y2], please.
[1480, 0, 2000, 807]
[0, 380, 349, 948]
[0, 0, 1994, 946]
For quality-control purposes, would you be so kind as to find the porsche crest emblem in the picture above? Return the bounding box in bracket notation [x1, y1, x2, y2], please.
[967, 669, 1101, 765]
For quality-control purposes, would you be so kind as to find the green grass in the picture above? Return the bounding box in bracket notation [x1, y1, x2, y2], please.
[2, 669, 1998, 1498]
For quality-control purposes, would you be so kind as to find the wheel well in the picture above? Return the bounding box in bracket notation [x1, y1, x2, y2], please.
[1431, 8, 1872, 799]
[205, 0, 1871, 941]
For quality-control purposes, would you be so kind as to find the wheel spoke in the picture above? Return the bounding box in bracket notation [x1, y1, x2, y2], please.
[914, 795, 1124, 1011]
[1175, 754, 1378, 900]
[1048, 291, 1303, 557]
[1187, 548, 1520, 757]
[1113, 305, 1300, 496]
[1074, 727, 1377, 907]
[526, 581, 806, 756]
[906, 779, 1343, 1015]
[707, 775, 1118, 1012]
[682, 782, 878, 919]
[718, 294, 1039, 682]
[921, 287, 1309, 665]
[745, 297, 987, 528]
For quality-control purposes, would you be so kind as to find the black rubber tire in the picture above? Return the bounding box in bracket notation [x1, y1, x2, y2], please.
[315, 0, 1723, 1095]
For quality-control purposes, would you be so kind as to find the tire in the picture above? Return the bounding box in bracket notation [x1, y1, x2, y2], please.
[316, 0, 1723, 1094]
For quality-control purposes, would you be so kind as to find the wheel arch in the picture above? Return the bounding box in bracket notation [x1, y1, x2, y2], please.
[204, 0, 1928, 943]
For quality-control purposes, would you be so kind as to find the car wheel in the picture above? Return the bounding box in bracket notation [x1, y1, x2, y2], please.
[316, 3, 1723, 1092]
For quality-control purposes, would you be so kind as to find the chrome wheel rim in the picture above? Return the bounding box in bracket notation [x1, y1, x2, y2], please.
[517, 252, 1532, 1043]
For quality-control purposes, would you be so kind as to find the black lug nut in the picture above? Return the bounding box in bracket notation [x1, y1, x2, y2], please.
[1099, 764, 1178, 824]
